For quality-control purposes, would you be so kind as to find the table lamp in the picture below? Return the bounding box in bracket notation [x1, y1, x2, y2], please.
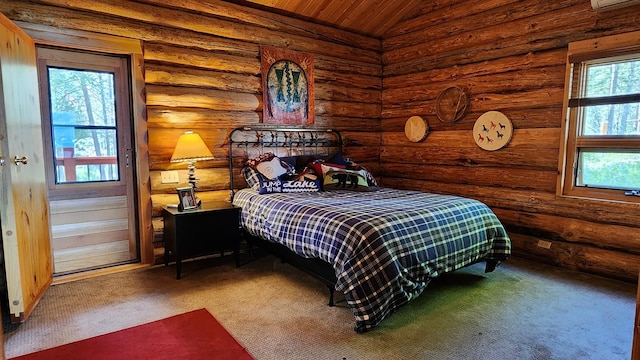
[170, 131, 214, 204]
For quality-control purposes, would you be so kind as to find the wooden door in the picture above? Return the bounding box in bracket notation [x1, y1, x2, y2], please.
[0, 13, 53, 322]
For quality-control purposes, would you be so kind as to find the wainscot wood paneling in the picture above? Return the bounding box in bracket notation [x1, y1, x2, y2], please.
[382, 0, 640, 281]
[50, 196, 134, 273]
[53, 240, 131, 274]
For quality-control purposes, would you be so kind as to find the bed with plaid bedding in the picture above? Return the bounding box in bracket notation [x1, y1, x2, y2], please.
[232, 187, 511, 332]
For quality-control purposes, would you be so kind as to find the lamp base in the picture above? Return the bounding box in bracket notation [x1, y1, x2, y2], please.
[187, 161, 202, 208]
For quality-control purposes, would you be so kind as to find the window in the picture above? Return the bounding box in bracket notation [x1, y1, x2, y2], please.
[559, 31, 640, 203]
[37, 47, 134, 197]
[47, 67, 120, 184]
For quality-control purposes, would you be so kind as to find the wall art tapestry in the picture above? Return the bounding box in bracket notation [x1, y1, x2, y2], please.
[261, 46, 314, 125]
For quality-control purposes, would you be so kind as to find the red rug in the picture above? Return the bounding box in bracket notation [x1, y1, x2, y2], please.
[10, 309, 255, 360]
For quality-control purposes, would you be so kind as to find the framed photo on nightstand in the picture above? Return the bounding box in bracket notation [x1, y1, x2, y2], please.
[176, 187, 197, 211]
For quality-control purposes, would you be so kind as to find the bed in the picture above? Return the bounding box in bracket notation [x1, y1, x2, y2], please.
[229, 126, 511, 333]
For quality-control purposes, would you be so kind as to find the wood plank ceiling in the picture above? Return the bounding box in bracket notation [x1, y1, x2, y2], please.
[227, 0, 425, 38]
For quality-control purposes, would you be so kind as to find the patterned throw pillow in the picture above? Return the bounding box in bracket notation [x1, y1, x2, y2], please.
[257, 178, 321, 194]
[310, 156, 378, 188]
[246, 152, 295, 180]
[321, 164, 375, 191]
[255, 157, 288, 179]
[307, 160, 344, 182]
[343, 158, 378, 187]
[292, 168, 319, 182]
[241, 166, 268, 190]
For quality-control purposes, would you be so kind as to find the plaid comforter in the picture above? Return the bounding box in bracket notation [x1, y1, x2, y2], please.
[232, 187, 511, 332]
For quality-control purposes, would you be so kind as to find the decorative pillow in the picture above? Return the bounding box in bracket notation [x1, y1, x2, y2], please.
[257, 177, 321, 194]
[242, 166, 268, 190]
[246, 152, 275, 168]
[308, 160, 345, 182]
[363, 170, 378, 187]
[280, 155, 318, 173]
[291, 168, 319, 182]
[343, 159, 378, 187]
[256, 157, 288, 179]
[312, 156, 378, 187]
[246, 153, 294, 180]
[321, 164, 375, 191]
[278, 156, 298, 171]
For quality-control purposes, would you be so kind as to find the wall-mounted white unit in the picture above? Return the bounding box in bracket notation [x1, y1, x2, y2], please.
[591, 0, 640, 11]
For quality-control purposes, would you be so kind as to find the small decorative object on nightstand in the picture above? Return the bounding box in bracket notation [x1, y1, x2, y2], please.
[162, 201, 241, 279]
[176, 186, 197, 212]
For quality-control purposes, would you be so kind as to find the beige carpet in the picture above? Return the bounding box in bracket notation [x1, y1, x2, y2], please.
[3, 254, 636, 360]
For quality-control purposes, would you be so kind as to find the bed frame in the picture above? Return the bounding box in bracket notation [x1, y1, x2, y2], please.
[228, 126, 343, 306]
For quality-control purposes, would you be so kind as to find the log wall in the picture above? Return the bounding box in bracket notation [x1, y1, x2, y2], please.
[0, 0, 382, 257]
[381, 0, 640, 282]
[2, 0, 639, 282]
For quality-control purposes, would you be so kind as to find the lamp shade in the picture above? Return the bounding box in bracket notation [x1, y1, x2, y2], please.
[170, 131, 214, 162]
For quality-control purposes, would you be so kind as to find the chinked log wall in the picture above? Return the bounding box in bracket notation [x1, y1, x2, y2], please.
[2, 0, 639, 281]
[381, 0, 640, 282]
[0, 0, 382, 256]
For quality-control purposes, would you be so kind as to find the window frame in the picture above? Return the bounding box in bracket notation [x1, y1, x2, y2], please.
[37, 48, 132, 195]
[558, 31, 640, 204]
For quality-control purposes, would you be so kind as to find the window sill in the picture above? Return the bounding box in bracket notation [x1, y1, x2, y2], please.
[557, 192, 640, 205]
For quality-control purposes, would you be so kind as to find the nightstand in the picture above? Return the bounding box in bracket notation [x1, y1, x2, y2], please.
[162, 201, 241, 279]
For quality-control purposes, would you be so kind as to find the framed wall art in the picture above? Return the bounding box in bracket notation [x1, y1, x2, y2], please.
[261, 46, 314, 125]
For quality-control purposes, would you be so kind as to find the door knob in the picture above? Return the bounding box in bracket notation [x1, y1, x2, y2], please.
[14, 156, 28, 165]
[0, 157, 4, 166]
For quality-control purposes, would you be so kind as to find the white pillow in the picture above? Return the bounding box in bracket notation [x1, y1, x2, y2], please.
[256, 157, 288, 180]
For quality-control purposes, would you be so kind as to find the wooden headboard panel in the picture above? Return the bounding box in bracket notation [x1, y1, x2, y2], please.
[228, 126, 342, 198]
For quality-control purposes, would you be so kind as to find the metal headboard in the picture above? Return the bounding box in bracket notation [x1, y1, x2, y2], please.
[228, 126, 343, 199]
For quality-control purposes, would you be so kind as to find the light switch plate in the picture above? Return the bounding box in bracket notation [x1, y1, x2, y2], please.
[537, 240, 552, 249]
[160, 170, 179, 184]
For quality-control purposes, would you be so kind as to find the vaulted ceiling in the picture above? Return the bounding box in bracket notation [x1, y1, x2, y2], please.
[227, 0, 426, 38]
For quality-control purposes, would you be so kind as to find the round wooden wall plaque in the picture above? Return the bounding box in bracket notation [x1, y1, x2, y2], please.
[472, 111, 513, 151]
[404, 116, 429, 142]
[436, 86, 468, 123]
